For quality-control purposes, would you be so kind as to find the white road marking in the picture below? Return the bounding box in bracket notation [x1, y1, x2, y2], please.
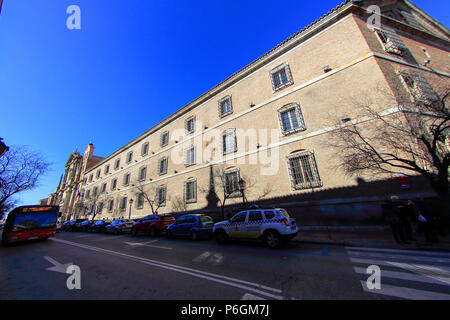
[43, 256, 73, 274]
[349, 258, 450, 273]
[124, 241, 172, 250]
[93, 235, 127, 241]
[348, 250, 450, 264]
[346, 246, 450, 258]
[387, 261, 450, 285]
[211, 253, 224, 265]
[360, 280, 450, 300]
[193, 251, 212, 263]
[241, 293, 266, 300]
[73, 234, 94, 238]
[51, 238, 284, 299]
[354, 267, 450, 286]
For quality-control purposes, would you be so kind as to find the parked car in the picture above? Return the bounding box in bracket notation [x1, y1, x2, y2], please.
[131, 214, 175, 237]
[90, 220, 111, 233]
[66, 219, 87, 231]
[166, 214, 214, 240]
[56, 221, 62, 233]
[80, 219, 97, 232]
[213, 208, 298, 248]
[72, 219, 88, 232]
[105, 219, 134, 235]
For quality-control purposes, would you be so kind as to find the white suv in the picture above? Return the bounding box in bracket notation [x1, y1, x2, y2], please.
[213, 208, 298, 248]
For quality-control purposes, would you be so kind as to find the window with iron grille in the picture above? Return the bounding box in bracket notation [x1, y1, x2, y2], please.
[158, 157, 168, 175]
[111, 178, 117, 191]
[222, 129, 237, 155]
[120, 196, 128, 211]
[138, 166, 147, 181]
[278, 103, 306, 135]
[160, 131, 169, 147]
[97, 202, 104, 214]
[269, 62, 293, 92]
[114, 159, 120, 170]
[157, 186, 166, 206]
[184, 146, 196, 166]
[287, 151, 322, 190]
[101, 183, 107, 193]
[96, 169, 101, 178]
[123, 173, 130, 186]
[218, 95, 233, 118]
[141, 142, 149, 156]
[400, 70, 439, 104]
[89, 174, 93, 182]
[224, 169, 240, 196]
[86, 189, 91, 199]
[185, 116, 195, 134]
[104, 165, 110, 174]
[136, 192, 144, 209]
[374, 27, 406, 56]
[184, 179, 197, 203]
[107, 199, 114, 212]
[92, 187, 98, 197]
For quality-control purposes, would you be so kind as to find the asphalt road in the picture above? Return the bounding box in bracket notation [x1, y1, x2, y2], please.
[1, 231, 450, 300]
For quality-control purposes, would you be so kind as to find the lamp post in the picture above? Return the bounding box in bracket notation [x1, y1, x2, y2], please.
[128, 198, 134, 219]
[239, 178, 247, 207]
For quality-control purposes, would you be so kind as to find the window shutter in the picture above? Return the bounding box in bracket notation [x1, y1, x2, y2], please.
[380, 26, 407, 51]
[400, 11, 424, 30]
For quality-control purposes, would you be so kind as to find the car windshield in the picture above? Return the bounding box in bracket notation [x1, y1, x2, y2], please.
[199, 216, 212, 223]
[161, 216, 174, 221]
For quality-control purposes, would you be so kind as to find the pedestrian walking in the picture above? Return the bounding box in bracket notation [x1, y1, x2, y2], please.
[416, 199, 439, 243]
[381, 196, 407, 244]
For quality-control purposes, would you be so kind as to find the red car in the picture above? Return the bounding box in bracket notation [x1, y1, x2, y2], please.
[131, 214, 175, 237]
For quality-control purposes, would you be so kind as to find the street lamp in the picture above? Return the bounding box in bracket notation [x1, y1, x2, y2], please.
[239, 178, 247, 207]
[0, 138, 9, 157]
[128, 198, 134, 219]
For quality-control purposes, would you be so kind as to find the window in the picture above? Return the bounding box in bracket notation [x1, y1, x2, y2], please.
[160, 131, 169, 147]
[287, 151, 322, 190]
[264, 211, 275, 220]
[93, 187, 98, 197]
[107, 199, 114, 212]
[97, 202, 104, 214]
[123, 173, 131, 186]
[224, 168, 240, 196]
[184, 146, 196, 166]
[136, 192, 144, 209]
[104, 165, 110, 174]
[111, 178, 117, 191]
[138, 166, 147, 181]
[248, 211, 263, 222]
[230, 212, 247, 223]
[374, 27, 406, 56]
[96, 169, 101, 178]
[89, 174, 93, 182]
[101, 183, 107, 193]
[157, 186, 166, 206]
[184, 179, 197, 203]
[114, 159, 120, 170]
[218, 95, 233, 117]
[400, 70, 439, 104]
[120, 196, 128, 211]
[269, 62, 293, 92]
[158, 157, 168, 175]
[126, 151, 133, 164]
[86, 189, 91, 199]
[278, 103, 306, 135]
[141, 142, 149, 156]
[222, 129, 237, 155]
[185, 116, 195, 134]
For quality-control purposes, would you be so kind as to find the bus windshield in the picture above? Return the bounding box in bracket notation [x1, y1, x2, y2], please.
[11, 211, 57, 232]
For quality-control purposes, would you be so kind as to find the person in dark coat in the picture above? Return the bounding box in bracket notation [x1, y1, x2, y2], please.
[416, 199, 439, 243]
[381, 196, 407, 244]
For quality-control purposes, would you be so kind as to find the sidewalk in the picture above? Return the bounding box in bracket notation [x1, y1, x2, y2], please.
[292, 227, 450, 252]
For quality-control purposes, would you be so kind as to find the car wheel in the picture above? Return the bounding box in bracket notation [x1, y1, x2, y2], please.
[265, 231, 281, 248]
[215, 230, 227, 244]
[191, 231, 198, 241]
[149, 227, 157, 237]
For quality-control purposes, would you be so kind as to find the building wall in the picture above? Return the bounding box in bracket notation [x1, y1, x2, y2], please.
[80, 2, 449, 222]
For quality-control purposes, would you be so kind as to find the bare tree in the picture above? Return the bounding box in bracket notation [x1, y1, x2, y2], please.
[85, 191, 110, 221]
[327, 79, 449, 202]
[134, 181, 169, 215]
[171, 195, 187, 213]
[0, 146, 50, 208]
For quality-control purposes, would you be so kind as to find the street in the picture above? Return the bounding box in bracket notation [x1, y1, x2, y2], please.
[1, 232, 450, 300]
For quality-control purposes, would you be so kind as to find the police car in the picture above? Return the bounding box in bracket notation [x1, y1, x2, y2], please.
[213, 208, 298, 248]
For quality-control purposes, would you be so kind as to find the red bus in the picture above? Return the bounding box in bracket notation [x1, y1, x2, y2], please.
[1, 205, 59, 245]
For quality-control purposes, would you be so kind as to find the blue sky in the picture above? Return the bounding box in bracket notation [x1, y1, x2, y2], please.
[0, 0, 448, 206]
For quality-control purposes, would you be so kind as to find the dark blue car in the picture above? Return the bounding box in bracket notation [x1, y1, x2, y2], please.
[166, 214, 214, 240]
